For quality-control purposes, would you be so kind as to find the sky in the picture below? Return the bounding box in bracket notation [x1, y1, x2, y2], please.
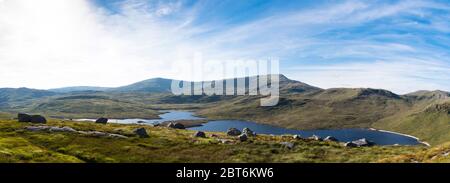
[0, 0, 449, 94]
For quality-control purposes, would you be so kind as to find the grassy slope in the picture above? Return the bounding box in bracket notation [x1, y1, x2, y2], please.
[374, 102, 450, 146]
[198, 88, 412, 129]
[0, 119, 426, 163]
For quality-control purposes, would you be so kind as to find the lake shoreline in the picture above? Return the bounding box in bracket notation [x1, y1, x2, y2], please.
[369, 128, 431, 147]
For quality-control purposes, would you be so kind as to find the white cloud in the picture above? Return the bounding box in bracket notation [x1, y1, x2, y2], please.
[287, 59, 450, 94]
[0, 0, 448, 94]
[0, 0, 201, 89]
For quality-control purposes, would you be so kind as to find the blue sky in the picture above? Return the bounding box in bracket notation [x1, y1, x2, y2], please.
[0, 0, 449, 93]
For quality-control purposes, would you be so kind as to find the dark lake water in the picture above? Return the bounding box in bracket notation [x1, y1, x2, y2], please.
[189, 120, 420, 145]
[76, 111, 421, 146]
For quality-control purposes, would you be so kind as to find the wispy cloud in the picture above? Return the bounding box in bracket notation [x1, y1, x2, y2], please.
[0, 0, 448, 93]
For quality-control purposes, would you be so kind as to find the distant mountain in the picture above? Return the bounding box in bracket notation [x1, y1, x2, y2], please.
[110, 78, 173, 93]
[406, 90, 450, 100]
[0, 88, 56, 107]
[49, 86, 111, 93]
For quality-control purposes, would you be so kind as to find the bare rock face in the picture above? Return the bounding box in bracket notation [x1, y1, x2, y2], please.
[95, 118, 108, 124]
[133, 128, 150, 138]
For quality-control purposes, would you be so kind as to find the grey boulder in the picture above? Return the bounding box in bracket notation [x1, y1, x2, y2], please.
[133, 128, 150, 138]
[352, 138, 374, 147]
[227, 128, 242, 136]
[239, 134, 248, 142]
[309, 135, 323, 141]
[18, 113, 32, 122]
[280, 142, 295, 149]
[95, 118, 108, 124]
[167, 122, 185, 129]
[242, 128, 256, 137]
[324, 136, 339, 142]
[193, 131, 206, 138]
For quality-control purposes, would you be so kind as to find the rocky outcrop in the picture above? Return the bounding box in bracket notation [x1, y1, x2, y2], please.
[227, 128, 242, 136]
[133, 128, 149, 138]
[193, 131, 206, 138]
[95, 118, 108, 124]
[24, 125, 128, 139]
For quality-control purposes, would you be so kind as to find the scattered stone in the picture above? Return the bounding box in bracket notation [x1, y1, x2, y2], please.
[218, 139, 233, 144]
[85, 131, 108, 137]
[193, 131, 206, 138]
[95, 118, 108, 124]
[30, 115, 47, 123]
[308, 135, 323, 141]
[293, 135, 302, 140]
[344, 142, 358, 147]
[239, 134, 248, 142]
[133, 128, 150, 138]
[324, 136, 339, 142]
[24, 126, 51, 132]
[167, 122, 185, 129]
[18, 113, 32, 122]
[352, 138, 374, 147]
[443, 152, 449, 157]
[227, 128, 242, 136]
[49, 126, 77, 133]
[280, 142, 295, 149]
[210, 134, 219, 138]
[243, 128, 256, 137]
[108, 134, 128, 139]
[150, 123, 161, 127]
